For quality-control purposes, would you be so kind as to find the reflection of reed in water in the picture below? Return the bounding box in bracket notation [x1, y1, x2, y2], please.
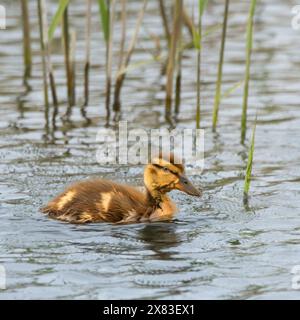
[137, 223, 181, 260]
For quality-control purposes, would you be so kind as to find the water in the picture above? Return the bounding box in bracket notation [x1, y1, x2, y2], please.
[0, 0, 300, 299]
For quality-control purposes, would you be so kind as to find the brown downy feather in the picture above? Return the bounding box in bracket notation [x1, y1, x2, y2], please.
[41, 179, 155, 224]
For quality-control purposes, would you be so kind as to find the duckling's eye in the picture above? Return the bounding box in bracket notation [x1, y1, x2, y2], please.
[163, 167, 170, 172]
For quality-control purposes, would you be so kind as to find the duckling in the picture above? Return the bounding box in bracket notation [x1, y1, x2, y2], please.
[41, 154, 202, 224]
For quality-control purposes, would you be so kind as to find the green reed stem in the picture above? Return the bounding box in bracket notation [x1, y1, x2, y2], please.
[241, 0, 257, 143]
[212, 0, 229, 132]
[243, 116, 257, 204]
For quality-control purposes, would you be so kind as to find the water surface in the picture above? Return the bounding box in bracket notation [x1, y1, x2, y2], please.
[0, 0, 300, 299]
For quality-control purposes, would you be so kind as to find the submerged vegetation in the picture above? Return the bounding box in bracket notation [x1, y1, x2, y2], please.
[20, 0, 258, 201]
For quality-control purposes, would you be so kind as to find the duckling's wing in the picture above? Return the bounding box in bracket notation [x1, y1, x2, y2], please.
[41, 179, 148, 223]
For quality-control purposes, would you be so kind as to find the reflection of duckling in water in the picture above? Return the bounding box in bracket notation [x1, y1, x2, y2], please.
[138, 223, 181, 259]
[41, 154, 202, 224]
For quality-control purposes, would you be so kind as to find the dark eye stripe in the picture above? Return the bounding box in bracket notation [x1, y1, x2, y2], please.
[153, 164, 178, 176]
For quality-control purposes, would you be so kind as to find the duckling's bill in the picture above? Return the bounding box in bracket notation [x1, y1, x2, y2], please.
[176, 174, 202, 197]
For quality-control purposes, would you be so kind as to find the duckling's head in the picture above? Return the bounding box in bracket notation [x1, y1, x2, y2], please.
[144, 153, 202, 199]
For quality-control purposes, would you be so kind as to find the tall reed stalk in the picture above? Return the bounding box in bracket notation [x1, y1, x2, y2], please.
[174, 6, 183, 117]
[165, 0, 182, 124]
[38, 0, 59, 130]
[37, 0, 49, 112]
[183, 7, 195, 39]
[84, 0, 92, 107]
[105, 0, 115, 124]
[62, 7, 75, 112]
[158, 0, 170, 45]
[241, 0, 257, 143]
[118, 0, 127, 69]
[212, 0, 229, 132]
[195, 0, 208, 129]
[243, 117, 257, 205]
[97, 0, 114, 123]
[21, 0, 32, 79]
[112, 0, 147, 118]
[42, 0, 59, 126]
[70, 29, 77, 106]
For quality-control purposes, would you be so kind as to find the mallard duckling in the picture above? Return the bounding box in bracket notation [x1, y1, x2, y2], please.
[41, 154, 201, 224]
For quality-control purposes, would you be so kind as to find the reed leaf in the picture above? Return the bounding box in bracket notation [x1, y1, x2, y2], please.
[221, 80, 243, 100]
[199, 0, 209, 16]
[48, 0, 70, 41]
[98, 0, 109, 42]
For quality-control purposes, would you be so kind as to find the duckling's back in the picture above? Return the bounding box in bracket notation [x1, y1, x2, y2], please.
[41, 179, 149, 223]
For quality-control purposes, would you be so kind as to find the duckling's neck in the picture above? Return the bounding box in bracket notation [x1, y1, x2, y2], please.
[145, 188, 167, 208]
[145, 188, 177, 221]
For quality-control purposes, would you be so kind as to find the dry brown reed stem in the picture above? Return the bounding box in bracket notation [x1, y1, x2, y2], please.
[62, 7, 74, 112]
[158, 0, 170, 45]
[175, 6, 183, 116]
[105, 0, 116, 124]
[42, 0, 58, 107]
[112, 0, 148, 117]
[21, 0, 32, 79]
[212, 0, 229, 131]
[70, 29, 77, 106]
[84, 0, 92, 106]
[183, 7, 195, 39]
[118, 0, 127, 69]
[165, 0, 182, 124]
[196, 13, 202, 129]
[37, 0, 49, 112]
